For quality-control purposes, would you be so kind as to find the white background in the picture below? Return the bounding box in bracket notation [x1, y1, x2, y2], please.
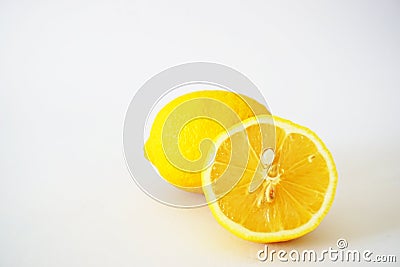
[1, 0, 399, 266]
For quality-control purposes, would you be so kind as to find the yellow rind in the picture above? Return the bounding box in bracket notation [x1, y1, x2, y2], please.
[144, 90, 269, 192]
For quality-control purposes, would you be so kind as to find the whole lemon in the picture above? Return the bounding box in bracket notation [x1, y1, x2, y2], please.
[144, 90, 269, 193]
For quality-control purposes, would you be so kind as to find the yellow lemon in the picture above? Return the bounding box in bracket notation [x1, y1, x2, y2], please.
[144, 90, 269, 192]
[202, 116, 338, 242]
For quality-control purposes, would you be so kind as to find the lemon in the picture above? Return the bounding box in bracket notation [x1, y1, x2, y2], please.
[144, 90, 269, 193]
[202, 115, 338, 242]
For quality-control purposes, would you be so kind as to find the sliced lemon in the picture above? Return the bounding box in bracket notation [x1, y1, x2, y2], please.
[202, 115, 338, 243]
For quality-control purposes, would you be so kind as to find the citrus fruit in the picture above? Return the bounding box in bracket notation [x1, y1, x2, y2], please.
[202, 115, 337, 243]
[144, 90, 269, 193]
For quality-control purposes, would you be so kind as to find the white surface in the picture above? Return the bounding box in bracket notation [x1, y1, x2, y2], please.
[1, 0, 399, 266]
